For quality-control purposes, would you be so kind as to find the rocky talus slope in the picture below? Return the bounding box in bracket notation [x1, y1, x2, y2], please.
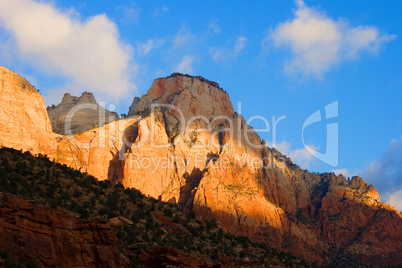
[47, 92, 119, 135]
[0, 66, 401, 266]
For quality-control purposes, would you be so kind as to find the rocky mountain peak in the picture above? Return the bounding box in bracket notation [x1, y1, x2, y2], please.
[59, 91, 97, 105]
[128, 73, 234, 119]
[60, 93, 78, 104]
[47, 91, 118, 135]
[78, 91, 97, 104]
[127, 73, 236, 144]
[0, 66, 401, 266]
[168, 72, 222, 89]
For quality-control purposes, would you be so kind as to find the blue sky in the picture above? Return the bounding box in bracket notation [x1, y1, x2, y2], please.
[0, 0, 401, 210]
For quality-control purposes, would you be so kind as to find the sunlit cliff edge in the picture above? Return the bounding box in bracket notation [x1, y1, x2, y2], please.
[0, 65, 401, 266]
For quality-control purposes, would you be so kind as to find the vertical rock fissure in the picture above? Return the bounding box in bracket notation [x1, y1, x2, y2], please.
[235, 209, 243, 234]
[178, 167, 204, 210]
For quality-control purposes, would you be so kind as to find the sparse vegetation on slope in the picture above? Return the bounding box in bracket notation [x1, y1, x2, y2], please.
[0, 146, 316, 267]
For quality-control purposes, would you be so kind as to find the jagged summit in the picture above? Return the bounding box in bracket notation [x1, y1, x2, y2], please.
[47, 91, 119, 135]
[47, 92, 97, 111]
[0, 66, 401, 266]
[128, 73, 233, 119]
[62, 91, 97, 105]
[167, 72, 222, 90]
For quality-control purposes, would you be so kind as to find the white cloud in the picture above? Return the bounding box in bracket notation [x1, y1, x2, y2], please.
[0, 34, 15, 65]
[0, 0, 135, 101]
[153, 6, 169, 17]
[269, 0, 396, 78]
[210, 36, 247, 62]
[208, 22, 221, 34]
[333, 136, 402, 210]
[168, 27, 199, 75]
[386, 189, 402, 212]
[270, 140, 318, 169]
[234, 36, 247, 54]
[360, 137, 402, 194]
[289, 146, 319, 169]
[209, 48, 224, 62]
[136, 38, 165, 57]
[343, 26, 396, 59]
[360, 137, 402, 205]
[124, 8, 140, 20]
[174, 55, 195, 74]
[116, 4, 141, 23]
[332, 168, 352, 178]
[173, 27, 198, 49]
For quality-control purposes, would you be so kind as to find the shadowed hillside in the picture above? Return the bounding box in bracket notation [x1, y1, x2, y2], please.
[0, 147, 315, 267]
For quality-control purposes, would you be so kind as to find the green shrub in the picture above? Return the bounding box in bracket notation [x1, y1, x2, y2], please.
[0, 248, 7, 258]
[172, 215, 180, 223]
[163, 208, 173, 218]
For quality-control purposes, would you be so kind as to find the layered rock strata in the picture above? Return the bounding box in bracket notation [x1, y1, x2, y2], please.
[0, 67, 400, 266]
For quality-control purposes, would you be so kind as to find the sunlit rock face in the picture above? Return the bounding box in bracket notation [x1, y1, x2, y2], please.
[0, 66, 56, 154]
[0, 67, 401, 266]
[121, 73, 402, 266]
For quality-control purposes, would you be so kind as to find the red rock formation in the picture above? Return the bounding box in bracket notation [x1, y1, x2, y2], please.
[137, 246, 215, 267]
[0, 67, 401, 266]
[0, 193, 129, 267]
[54, 117, 138, 180]
[123, 74, 402, 266]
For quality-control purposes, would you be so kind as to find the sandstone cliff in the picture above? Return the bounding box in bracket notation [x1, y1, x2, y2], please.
[55, 117, 138, 181]
[47, 92, 119, 135]
[0, 66, 56, 154]
[0, 67, 401, 266]
[0, 146, 305, 267]
[119, 74, 402, 266]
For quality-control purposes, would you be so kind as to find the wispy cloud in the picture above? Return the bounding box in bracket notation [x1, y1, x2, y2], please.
[333, 136, 402, 211]
[153, 6, 169, 17]
[117, 3, 141, 23]
[0, 0, 135, 102]
[387, 189, 402, 212]
[234, 36, 247, 54]
[173, 27, 198, 49]
[174, 55, 195, 74]
[167, 27, 200, 74]
[136, 38, 165, 58]
[360, 136, 402, 209]
[210, 36, 247, 62]
[270, 140, 319, 169]
[268, 0, 396, 78]
[208, 22, 221, 34]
